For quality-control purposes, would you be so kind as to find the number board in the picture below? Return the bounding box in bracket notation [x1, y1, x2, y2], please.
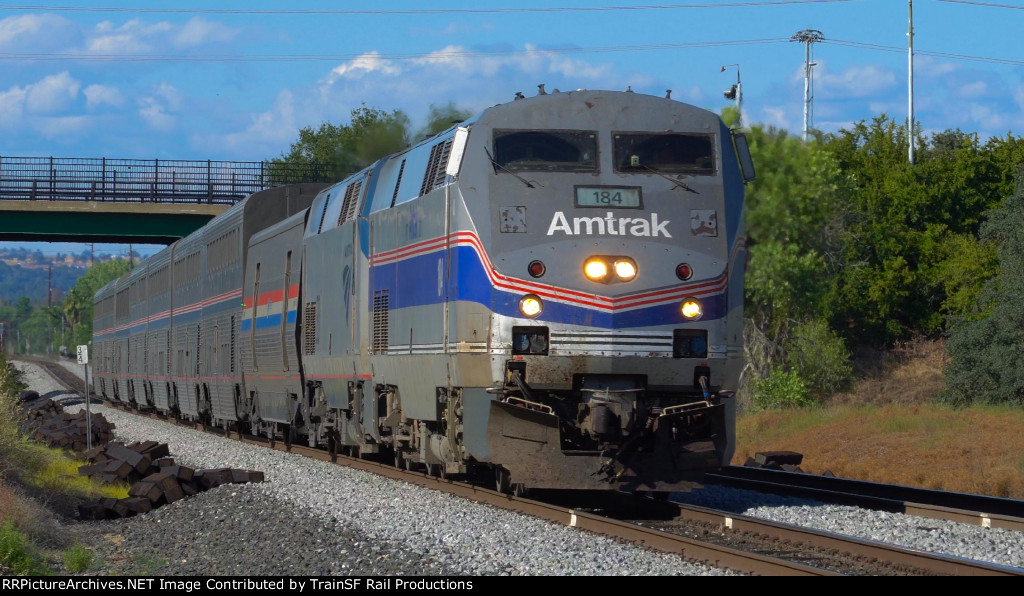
[76, 345, 89, 365]
[574, 186, 642, 209]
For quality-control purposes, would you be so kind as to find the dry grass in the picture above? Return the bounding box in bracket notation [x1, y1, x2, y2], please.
[732, 337, 1024, 499]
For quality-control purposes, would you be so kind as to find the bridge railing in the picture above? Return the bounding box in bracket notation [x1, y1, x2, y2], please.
[0, 156, 329, 204]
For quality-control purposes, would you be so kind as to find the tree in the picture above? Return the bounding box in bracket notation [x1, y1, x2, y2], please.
[941, 169, 1024, 406]
[267, 105, 412, 183]
[821, 116, 1013, 345]
[267, 102, 473, 184]
[63, 259, 132, 347]
[740, 123, 852, 403]
[418, 102, 473, 139]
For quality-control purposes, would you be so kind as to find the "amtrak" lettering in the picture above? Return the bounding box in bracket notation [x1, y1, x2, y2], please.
[545, 211, 672, 237]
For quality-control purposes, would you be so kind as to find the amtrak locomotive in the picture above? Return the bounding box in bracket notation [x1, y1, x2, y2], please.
[93, 88, 755, 495]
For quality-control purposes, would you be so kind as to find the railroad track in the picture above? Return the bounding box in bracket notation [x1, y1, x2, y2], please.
[706, 466, 1024, 532]
[18, 356, 1024, 576]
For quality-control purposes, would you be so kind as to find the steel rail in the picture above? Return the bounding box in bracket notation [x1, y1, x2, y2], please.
[22, 357, 1023, 576]
[706, 466, 1024, 532]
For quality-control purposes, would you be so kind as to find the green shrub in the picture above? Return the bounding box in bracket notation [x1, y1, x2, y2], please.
[0, 519, 50, 576]
[62, 542, 93, 573]
[786, 318, 854, 396]
[0, 356, 28, 471]
[751, 367, 815, 411]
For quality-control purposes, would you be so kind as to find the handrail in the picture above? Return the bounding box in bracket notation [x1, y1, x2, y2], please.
[0, 156, 328, 204]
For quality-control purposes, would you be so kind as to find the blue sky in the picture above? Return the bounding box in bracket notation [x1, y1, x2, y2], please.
[1, 0, 1022, 258]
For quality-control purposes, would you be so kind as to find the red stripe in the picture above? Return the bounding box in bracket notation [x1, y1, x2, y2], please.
[244, 283, 299, 308]
[372, 230, 740, 312]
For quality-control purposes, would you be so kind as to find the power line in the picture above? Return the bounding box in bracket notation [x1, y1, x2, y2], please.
[0, 35, 1016, 67]
[933, 0, 1024, 9]
[828, 38, 1024, 67]
[0, 1, 864, 15]
[0, 38, 791, 63]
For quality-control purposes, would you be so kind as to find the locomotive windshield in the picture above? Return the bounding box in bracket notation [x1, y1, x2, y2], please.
[613, 132, 715, 175]
[493, 130, 597, 172]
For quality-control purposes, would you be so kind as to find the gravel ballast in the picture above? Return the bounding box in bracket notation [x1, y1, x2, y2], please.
[13, 360, 731, 576]
[12, 360, 1024, 574]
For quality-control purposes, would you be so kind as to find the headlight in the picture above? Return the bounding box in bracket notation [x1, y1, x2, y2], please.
[519, 295, 543, 317]
[613, 258, 637, 281]
[681, 299, 702, 319]
[584, 259, 608, 281]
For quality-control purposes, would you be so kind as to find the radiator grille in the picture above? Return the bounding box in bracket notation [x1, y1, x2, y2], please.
[338, 180, 362, 226]
[390, 159, 406, 207]
[372, 290, 389, 354]
[420, 139, 453, 196]
[303, 302, 317, 355]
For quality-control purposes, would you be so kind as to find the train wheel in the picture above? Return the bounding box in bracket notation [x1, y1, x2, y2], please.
[495, 467, 511, 494]
[404, 457, 416, 472]
[512, 483, 529, 498]
[393, 449, 403, 469]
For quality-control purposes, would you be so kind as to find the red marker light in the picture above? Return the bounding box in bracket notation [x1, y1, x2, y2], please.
[676, 263, 693, 280]
[528, 260, 546, 278]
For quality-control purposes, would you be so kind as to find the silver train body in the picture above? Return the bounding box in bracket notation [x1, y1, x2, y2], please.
[93, 89, 754, 493]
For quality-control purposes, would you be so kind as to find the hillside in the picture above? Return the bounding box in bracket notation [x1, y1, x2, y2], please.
[732, 338, 1024, 499]
[0, 249, 125, 306]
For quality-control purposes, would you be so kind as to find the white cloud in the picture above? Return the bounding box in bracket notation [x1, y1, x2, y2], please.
[759, 106, 790, 130]
[0, 14, 79, 51]
[914, 55, 958, 78]
[153, 82, 184, 111]
[226, 46, 640, 158]
[330, 52, 403, 79]
[139, 98, 176, 131]
[138, 83, 184, 131]
[89, 19, 172, 54]
[26, 72, 81, 114]
[200, 89, 300, 156]
[538, 50, 614, 81]
[815, 62, 897, 99]
[956, 81, 987, 100]
[172, 17, 240, 48]
[969, 104, 1008, 132]
[1014, 84, 1024, 111]
[0, 85, 28, 124]
[84, 85, 124, 109]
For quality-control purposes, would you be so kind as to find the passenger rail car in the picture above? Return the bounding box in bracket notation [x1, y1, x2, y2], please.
[93, 89, 754, 494]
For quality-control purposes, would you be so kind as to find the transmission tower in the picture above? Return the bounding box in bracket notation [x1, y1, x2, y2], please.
[790, 29, 824, 142]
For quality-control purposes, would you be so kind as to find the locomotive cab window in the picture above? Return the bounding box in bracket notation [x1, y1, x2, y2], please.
[493, 130, 597, 172]
[614, 132, 715, 175]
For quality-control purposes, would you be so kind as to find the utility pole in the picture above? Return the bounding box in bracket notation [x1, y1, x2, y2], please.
[791, 29, 824, 142]
[908, 0, 915, 165]
[721, 64, 741, 128]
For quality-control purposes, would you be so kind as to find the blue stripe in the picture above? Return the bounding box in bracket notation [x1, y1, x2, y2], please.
[371, 245, 728, 328]
[240, 309, 297, 332]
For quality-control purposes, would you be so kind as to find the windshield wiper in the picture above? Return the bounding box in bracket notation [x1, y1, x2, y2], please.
[485, 147, 538, 188]
[639, 164, 696, 193]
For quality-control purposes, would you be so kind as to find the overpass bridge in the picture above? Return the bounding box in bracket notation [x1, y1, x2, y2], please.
[0, 156, 328, 244]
